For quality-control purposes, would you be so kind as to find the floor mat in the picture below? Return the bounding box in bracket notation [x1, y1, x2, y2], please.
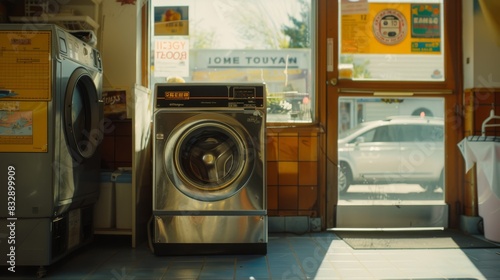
[334, 229, 500, 249]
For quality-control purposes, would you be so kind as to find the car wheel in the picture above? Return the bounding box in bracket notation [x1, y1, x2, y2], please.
[421, 183, 437, 192]
[421, 169, 444, 193]
[338, 163, 352, 194]
[438, 169, 444, 189]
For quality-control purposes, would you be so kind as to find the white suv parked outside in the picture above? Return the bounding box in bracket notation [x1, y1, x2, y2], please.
[338, 116, 444, 194]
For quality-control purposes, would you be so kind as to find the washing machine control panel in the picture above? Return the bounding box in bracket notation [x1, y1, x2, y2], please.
[231, 87, 256, 99]
[155, 84, 265, 109]
[62, 34, 102, 71]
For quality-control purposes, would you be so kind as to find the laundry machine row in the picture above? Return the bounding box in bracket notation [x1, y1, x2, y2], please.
[0, 24, 103, 271]
[152, 83, 267, 255]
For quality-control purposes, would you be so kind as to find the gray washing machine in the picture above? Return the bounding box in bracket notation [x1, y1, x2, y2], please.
[0, 24, 103, 271]
[153, 83, 267, 255]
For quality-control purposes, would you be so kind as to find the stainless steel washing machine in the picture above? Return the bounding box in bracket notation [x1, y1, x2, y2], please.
[0, 24, 103, 270]
[153, 83, 267, 255]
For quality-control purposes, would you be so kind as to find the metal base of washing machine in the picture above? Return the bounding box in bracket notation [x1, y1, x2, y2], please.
[153, 242, 267, 256]
[0, 206, 94, 267]
[153, 214, 268, 255]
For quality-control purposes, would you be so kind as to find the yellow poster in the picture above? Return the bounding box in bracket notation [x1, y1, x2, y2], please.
[341, 3, 441, 55]
[0, 101, 47, 152]
[154, 6, 189, 36]
[0, 31, 52, 100]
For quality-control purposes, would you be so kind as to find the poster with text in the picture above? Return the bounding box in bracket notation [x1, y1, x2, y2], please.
[0, 101, 47, 152]
[154, 38, 189, 78]
[341, 3, 442, 54]
[341, 0, 369, 15]
[411, 4, 441, 38]
[154, 6, 189, 36]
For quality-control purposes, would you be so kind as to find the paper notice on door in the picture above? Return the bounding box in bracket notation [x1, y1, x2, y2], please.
[341, 0, 369, 15]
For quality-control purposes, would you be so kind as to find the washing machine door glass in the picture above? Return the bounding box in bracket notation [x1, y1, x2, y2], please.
[64, 68, 101, 160]
[165, 115, 255, 201]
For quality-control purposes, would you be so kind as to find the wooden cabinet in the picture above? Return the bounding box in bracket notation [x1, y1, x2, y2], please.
[96, 86, 152, 248]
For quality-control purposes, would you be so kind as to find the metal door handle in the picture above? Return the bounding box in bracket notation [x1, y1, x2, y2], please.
[329, 78, 338, 86]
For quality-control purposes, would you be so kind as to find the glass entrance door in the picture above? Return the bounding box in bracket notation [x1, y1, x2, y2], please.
[329, 0, 450, 228]
[336, 97, 447, 228]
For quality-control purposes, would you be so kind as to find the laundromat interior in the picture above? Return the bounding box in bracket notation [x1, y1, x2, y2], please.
[1, 0, 500, 279]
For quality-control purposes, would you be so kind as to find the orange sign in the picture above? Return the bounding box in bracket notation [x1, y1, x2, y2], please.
[164, 91, 190, 100]
[372, 9, 408, 45]
[0, 31, 52, 100]
[341, 3, 441, 55]
[0, 101, 48, 152]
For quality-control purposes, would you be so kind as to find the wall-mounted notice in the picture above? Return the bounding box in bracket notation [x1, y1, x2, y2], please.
[0, 31, 51, 100]
[0, 101, 47, 152]
[341, 0, 369, 15]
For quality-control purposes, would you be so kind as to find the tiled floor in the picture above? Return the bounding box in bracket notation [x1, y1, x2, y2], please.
[3, 232, 500, 280]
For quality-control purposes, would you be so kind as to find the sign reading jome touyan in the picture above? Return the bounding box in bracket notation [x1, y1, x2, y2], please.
[191, 49, 311, 69]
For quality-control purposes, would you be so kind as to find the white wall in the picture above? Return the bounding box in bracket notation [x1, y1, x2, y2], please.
[463, 0, 500, 90]
[100, 1, 140, 89]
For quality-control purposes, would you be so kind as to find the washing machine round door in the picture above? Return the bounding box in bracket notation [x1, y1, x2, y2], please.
[164, 114, 255, 201]
[64, 68, 101, 160]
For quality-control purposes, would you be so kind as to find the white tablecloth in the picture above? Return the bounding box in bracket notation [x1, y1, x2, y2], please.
[458, 137, 500, 242]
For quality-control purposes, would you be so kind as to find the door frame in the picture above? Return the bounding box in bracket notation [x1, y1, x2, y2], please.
[318, 0, 464, 229]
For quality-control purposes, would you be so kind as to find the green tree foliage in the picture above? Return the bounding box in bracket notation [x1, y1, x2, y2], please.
[282, 0, 310, 48]
[190, 20, 217, 49]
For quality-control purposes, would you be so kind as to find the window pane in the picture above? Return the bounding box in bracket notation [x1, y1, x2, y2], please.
[338, 0, 445, 81]
[337, 97, 445, 202]
[149, 0, 316, 123]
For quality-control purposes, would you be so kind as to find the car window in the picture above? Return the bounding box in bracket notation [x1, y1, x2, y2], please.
[349, 125, 397, 143]
[424, 125, 444, 142]
[348, 128, 375, 144]
[398, 124, 443, 142]
[373, 125, 396, 142]
[339, 122, 369, 139]
[362, 129, 376, 142]
[399, 125, 421, 142]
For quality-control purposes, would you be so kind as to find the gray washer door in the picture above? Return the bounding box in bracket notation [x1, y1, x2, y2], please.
[64, 67, 100, 161]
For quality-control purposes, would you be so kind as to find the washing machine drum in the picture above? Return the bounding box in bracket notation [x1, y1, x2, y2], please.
[164, 114, 256, 201]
